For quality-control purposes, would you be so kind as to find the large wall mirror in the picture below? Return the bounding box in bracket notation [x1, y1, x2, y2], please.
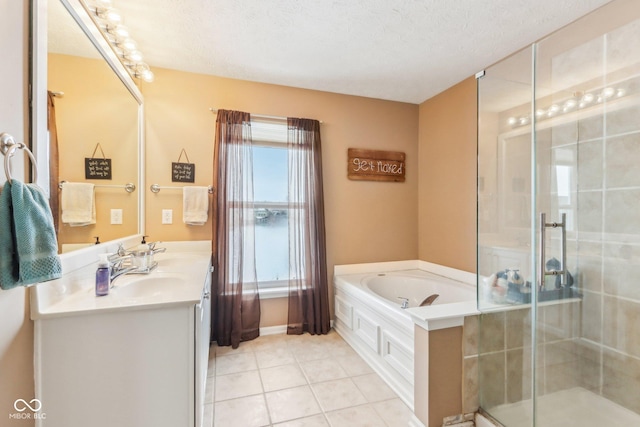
[31, 0, 144, 254]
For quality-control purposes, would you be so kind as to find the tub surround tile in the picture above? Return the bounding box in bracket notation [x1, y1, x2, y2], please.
[463, 356, 479, 414]
[479, 312, 505, 353]
[463, 315, 479, 357]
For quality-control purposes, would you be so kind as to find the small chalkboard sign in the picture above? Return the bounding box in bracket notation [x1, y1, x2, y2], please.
[85, 143, 112, 180]
[171, 148, 195, 183]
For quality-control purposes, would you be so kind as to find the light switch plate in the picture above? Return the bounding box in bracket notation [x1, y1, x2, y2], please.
[110, 209, 123, 225]
[162, 209, 173, 224]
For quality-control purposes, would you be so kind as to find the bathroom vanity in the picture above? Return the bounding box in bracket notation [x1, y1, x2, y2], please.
[31, 239, 212, 427]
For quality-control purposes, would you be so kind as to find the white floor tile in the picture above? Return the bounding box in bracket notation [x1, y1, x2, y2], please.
[372, 398, 413, 427]
[311, 378, 368, 412]
[273, 414, 329, 427]
[215, 370, 264, 402]
[265, 385, 322, 424]
[209, 331, 411, 427]
[300, 358, 349, 384]
[261, 364, 308, 392]
[214, 394, 270, 427]
[352, 373, 397, 402]
[216, 351, 258, 375]
[325, 404, 388, 427]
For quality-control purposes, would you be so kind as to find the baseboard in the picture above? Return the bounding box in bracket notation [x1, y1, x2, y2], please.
[409, 414, 426, 427]
[260, 325, 288, 335]
[260, 320, 335, 336]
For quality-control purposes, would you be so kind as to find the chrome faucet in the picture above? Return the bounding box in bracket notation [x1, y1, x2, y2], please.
[147, 241, 166, 255]
[107, 253, 137, 283]
[398, 297, 409, 309]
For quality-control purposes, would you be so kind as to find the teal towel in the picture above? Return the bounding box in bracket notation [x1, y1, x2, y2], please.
[0, 180, 62, 290]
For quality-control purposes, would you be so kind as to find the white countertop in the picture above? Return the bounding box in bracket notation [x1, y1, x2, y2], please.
[31, 239, 212, 320]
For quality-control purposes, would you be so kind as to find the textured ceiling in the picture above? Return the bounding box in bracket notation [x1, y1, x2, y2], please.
[53, 0, 614, 104]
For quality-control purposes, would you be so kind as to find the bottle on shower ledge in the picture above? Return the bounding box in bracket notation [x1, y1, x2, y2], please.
[95, 254, 111, 296]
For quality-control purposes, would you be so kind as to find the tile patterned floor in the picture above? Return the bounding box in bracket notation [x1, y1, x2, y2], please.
[204, 329, 413, 427]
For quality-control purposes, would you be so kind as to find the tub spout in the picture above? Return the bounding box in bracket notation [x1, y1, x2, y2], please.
[398, 297, 409, 309]
[419, 294, 440, 306]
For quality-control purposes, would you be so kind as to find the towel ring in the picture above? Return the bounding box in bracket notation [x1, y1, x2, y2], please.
[1, 133, 38, 184]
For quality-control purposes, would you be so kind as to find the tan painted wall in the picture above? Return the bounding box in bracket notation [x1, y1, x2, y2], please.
[48, 54, 139, 249]
[418, 77, 477, 273]
[142, 67, 420, 326]
[0, 1, 35, 426]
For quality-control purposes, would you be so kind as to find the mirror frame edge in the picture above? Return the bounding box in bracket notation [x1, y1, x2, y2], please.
[30, 0, 146, 250]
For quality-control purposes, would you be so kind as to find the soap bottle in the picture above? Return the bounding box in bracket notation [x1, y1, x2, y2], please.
[95, 254, 111, 296]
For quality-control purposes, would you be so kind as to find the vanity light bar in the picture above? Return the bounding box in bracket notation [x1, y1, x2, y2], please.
[150, 184, 214, 194]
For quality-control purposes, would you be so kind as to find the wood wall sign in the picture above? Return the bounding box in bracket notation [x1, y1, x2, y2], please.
[347, 148, 405, 182]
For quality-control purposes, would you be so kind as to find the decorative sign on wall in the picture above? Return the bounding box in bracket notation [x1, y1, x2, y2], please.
[171, 148, 195, 183]
[347, 148, 405, 182]
[84, 143, 112, 180]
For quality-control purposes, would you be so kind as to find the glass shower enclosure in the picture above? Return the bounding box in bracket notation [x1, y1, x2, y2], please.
[477, 1, 640, 425]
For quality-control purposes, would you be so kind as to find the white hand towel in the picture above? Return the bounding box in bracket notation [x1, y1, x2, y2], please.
[61, 182, 96, 226]
[183, 186, 209, 225]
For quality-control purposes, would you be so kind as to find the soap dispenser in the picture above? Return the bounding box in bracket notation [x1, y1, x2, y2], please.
[96, 254, 111, 296]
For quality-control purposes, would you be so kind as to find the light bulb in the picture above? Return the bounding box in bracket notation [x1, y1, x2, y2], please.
[107, 24, 130, 40]
[581, 93, 594, 104]
[507, 117, 517, 126]
[118, 38, 137, 52]
[126, 50, 143, 62]
[602, 87, 615, 98]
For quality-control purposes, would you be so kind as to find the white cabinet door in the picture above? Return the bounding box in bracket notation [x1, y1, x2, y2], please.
[195, 268, 212, 426]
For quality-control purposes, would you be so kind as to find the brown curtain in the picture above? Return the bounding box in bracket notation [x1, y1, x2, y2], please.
[211, 110, 261, 348]
[286, 118, 330, 335]
[47, 91, 60, 234]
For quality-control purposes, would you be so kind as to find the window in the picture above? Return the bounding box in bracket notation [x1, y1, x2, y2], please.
[250, 119, 290, 295]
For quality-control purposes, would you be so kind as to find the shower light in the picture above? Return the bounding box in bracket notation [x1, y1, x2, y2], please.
[507, 85, 628, 127]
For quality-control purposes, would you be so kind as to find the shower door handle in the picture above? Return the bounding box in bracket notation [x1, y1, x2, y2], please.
[538, 212, 567, 291]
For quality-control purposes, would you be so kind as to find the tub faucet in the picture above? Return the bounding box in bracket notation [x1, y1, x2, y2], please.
[398, 297, 409, 309]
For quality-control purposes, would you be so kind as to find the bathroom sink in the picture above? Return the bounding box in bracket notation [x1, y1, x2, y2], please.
[113, 275, 186, 299]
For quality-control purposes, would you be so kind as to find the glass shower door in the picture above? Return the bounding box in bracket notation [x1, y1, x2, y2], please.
[533, 3, 640, 425]
[478, 1, 640, 426]
[477, 46, 535, 427]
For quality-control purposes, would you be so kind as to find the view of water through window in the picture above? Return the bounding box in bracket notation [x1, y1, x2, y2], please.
[253, 145, 290, 283]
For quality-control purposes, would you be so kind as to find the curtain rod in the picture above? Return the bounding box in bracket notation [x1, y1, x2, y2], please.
[209, 108, 322, 124]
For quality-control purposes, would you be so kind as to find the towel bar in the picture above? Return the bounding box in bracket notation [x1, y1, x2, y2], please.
[150, 184, 214, 194]
[59, 180, 136, 193]
[1, 132, 38, 184]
